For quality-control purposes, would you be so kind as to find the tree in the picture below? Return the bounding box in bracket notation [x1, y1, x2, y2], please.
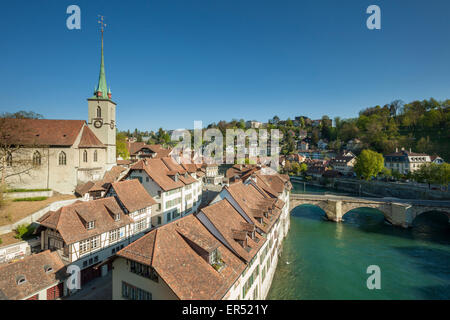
[286, 118, 293, 127]
[414, 162, 450, 190]
[354, 149, 384, 180]
[116, 132, 130, 159]
[0, 112, 45, 187]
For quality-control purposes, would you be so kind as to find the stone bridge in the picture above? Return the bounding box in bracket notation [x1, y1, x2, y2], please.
[289, 194, 450, 228]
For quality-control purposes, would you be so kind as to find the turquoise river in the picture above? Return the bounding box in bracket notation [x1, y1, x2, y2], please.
[266, 182, 450, 300]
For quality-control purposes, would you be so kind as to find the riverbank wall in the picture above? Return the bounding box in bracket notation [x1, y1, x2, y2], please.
[290, 176, 450, 200]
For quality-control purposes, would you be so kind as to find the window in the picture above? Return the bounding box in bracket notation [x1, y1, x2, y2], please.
[90, 236, 100, 250]
[135, 218, 146, 232]
[110, 229, 120, 243]
[32, 151, 41, 166]
[97, 106, 102, 118]
[165, 197, 181, 209]
[83, 150, 88, 163]
[129, 261, 158, 282]
[16, 276, 26, 285]
[79, 235, 100, 255]
[94, 150, 98, 162]
[58, 151, 66, 165]
[6, 152, 12, 166]
[122, 281, 152, 300]
[86, 221, 95, 230]
[157, 216, 162, 225]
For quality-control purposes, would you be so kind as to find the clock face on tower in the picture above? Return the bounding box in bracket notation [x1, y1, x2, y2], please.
[94, 120, 103, 128]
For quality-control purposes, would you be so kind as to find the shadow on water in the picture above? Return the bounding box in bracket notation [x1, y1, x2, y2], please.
[391, 245, 450, 277]
[291, 204, 328, 222]
[342, 209, 450, 246]
[413, 285, 450, 300]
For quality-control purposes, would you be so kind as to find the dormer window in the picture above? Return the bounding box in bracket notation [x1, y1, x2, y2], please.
[209, 249, 224, 272]
[115, 213, 121, 221]
[86, 221, 95, 230]
[174, 173, 179, 182]
[16, 275, 26, 285]
[44, 265, 53, 273]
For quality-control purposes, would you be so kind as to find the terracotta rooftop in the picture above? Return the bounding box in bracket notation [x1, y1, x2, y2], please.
[78, 125, 105, 148]
[128, 157, 197, 191]
[38, 197, 133, 244]
[109, 179, 156, 213]
[0, 118, 85, 147]
[127, 142, 172, 158]
[0, 250, 65, 300]
[117, 214, 245, 300]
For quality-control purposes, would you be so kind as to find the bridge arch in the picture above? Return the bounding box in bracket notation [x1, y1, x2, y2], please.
[289, 199, 336, 222]
[411, 208, 450, 224]
[341, 202, 392, 222]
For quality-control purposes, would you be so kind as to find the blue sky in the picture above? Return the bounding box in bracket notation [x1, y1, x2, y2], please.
[1, 0, 450, 131]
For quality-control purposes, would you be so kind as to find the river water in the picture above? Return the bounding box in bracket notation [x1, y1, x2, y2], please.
[266, 182, 450, 300]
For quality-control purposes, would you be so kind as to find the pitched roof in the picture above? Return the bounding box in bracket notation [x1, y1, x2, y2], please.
[38, 197, 132, 244]
[0, 118, 85, 146]
[127, 142, 172, 158]
[128, 157, 196, 191]
[78, 125, 105, 148]
[200, 198, 265, 262]
[109, 179, 156, 212]
[0, 250, 65, 300]
[117, 214, 245, 300]
[224, 181, 283, 233]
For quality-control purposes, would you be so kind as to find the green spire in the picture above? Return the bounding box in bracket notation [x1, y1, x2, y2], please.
[92, 25, 111, 100]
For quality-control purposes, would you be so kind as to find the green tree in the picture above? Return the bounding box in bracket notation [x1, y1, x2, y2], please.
[354, 149, 384, 180]
[116, 132, 130, 159]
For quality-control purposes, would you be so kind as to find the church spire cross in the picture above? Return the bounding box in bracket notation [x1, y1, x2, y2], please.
[94, 15, 111, 99]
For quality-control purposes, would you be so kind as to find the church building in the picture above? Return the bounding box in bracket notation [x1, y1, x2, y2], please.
[1, 29, 116, 194]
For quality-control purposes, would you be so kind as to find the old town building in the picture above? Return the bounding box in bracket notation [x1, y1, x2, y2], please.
[111, 171, 291, 300]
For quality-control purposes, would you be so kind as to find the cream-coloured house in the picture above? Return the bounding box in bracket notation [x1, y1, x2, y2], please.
[384, 148, 432, 175]
[1, 29, 116, 194]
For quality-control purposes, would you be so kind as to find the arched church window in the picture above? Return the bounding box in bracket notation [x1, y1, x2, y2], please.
[97, 106, 102, 118]
[6, 152, 12, 167]
[59, 152, 66, 165]
[83, 150, 88, 163]
[94, 150, 98, 162]
[33, 151, 41, 166]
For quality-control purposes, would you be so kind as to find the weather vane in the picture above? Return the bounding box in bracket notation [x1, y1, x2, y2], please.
[98, 15, 107, 34]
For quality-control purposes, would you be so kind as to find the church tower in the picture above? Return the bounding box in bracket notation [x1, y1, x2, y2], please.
[88, 17, 116, 170]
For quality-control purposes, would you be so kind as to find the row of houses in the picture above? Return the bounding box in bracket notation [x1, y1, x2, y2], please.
[286, 147, 445, 179]
[111, 170, 292, 300]
[0, 159, 292, 300]
[0, 154, 207, 299]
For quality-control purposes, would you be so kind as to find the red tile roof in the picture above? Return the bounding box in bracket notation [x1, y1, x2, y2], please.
[0, 118, 85, 146]
[0, 250, 65, 300]
[38, 197, 132, 244]
[109, 179, 156, 212]
[78, 126, 105, 148]
[128, 157, 197, 191]
[116, 214, 245, 300]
